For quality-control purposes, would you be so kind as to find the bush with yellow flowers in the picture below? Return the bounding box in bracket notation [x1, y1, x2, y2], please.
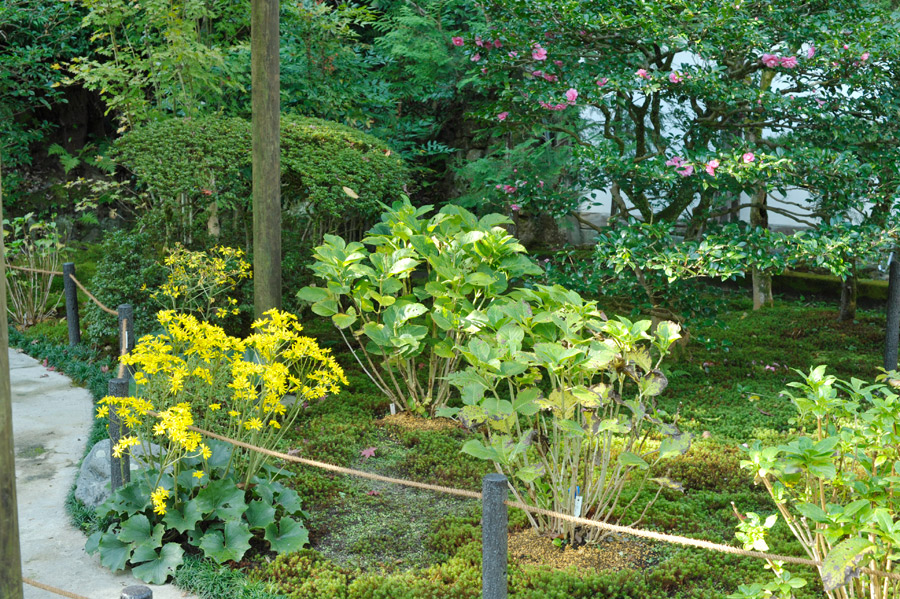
[151, 244, 251, 321]
[86, 308, 346, 584]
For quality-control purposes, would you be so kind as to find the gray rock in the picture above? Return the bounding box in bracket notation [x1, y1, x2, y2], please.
[74, 439, 163, 508]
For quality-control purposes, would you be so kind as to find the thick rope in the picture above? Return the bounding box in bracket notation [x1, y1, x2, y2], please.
[5, 264, 64, 276]
[22, 577, 91, 599]
[171, 418, 900, 581]
[67, 274, 117, 316]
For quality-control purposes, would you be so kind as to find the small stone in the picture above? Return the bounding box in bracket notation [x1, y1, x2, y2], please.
[74, 439, 162, 507]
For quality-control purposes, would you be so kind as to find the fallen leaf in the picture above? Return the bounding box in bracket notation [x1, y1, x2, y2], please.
[360, 447, 376, 459]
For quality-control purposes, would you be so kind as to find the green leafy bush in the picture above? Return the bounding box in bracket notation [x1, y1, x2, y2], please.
[82, 229, 165, 349]
[442, 285, 688, 544]
[299, 199, 541, 415]
[3, 213, 66, 328]
[738, 366, 900, 598]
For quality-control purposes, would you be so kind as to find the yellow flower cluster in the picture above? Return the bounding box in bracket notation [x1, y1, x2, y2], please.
[150, 245, 251, 320]
[150, 486, 170, 515]
[152, 403, 209, 459]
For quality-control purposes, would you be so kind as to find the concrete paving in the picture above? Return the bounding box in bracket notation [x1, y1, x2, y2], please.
[10, 348, 195, 599]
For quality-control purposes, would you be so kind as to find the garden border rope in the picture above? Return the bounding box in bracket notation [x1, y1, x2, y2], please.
[164, 416, 900, 583]
[22, 576, 91, 599]
[5, 264, 118, 316]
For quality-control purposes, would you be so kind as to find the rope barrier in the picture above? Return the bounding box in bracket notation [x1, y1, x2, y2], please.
[22, 576, 92, 599]
[171, 418, 900, 581]
[6, 264, 64, 276]
[67, 274, 117, 316]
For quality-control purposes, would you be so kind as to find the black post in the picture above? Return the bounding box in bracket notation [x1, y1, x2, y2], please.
[886, 260, 900, 371]
[62, 262, 80, 346]
[117, 304, 135, 354]
[482, 473, 508, 599]
[121, 585, 153, 599]
[108, 378, 130, 490]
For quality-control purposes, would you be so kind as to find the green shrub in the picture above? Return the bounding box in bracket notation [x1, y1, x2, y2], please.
[82, 229, 165, 349]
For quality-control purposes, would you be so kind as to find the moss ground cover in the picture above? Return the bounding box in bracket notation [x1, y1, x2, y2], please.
[243, 294, 886, 598]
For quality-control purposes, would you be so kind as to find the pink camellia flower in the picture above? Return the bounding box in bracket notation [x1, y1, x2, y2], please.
[815, 97, 825, 107]
[742, 152, 755, 163]
[665, 156, 684, 167]
[780, 56, 798, 68]
[471, 53, 481, 62]
[497, 111, 509, 122]
[508, 51, 518, 58]
[494, 39, 502, 48]
[538, 180, 544, 188]
[861, 51, 870, 61]
[636, 68, 649, 79]
[503, 185, 517, 194]
[565, 88, 578, 103]
[451, 36, 464, 46]
[553, 60, 564, 67]
[481, 67, 487, 74]
[677, 165, 694, 177]
[597, 77, 608, 87]
[495, 184, 502, 189]
[532, 45, 548, 60]
[843, 44, 850, 50]
[668, 72, 682, 83]
[475, 35, 484, 47]
[761, 54, 780, 68]
[510, 203, 521, 211]
[532, 70, 543, 78]
[543, 73, 558, 82]
[705, 158, 720, 176]
[807, 45, 816, 59]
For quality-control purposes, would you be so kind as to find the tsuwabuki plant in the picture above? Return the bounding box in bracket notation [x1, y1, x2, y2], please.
[298, 199, 541, 416]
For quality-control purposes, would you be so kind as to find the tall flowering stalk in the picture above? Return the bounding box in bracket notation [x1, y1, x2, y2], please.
[102, 308, 346, 503]
[151, 245, 251, 321]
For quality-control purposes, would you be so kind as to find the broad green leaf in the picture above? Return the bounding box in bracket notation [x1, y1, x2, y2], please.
[461, 439, 500, 462]
[617, 451, 649, 470]
[388, 258, 419, 275]
[310, 300, 339, 317]
[98, 532, 132, 572]
[296, 286, 329, 303]
[118, 514, 152, 544]
[821, 537, 876, 592]
[332, 313, 357, 329]
[164, 500, 204, 534]
[795, 502, 828, 523]
[131, 543, 184, 585]
[245, 500, 277, 529]
[199, 521, 254, 564]
[264, 517, 309, 553]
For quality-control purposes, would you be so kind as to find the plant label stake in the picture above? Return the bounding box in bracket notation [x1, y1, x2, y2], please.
[574, 486, 583, 518]
[390, 403, 396, 415]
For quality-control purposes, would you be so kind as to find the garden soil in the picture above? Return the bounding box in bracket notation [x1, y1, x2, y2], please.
[10, 348, 194, 599]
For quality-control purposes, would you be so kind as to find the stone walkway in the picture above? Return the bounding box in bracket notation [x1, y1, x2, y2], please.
[11, 348, 194, 599]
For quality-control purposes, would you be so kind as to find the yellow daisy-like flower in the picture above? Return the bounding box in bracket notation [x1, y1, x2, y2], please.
[228, 410, 240, 418]
[192, 470, 205, 479]
[200, 444, 211, 460]
[269, 419, 281, 429]
[150, 486, 170, 515]
[209, 403, 221, 411]
[95, 405, 109, 419]
[244, 417, 263, 432]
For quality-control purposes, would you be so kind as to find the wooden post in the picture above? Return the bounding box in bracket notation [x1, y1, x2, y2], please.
[108, 378, 131, 490]
[251, 0, 282, 317]
[885, 260, 900, 371]
[63, 262, 80, 346]
[481, 474, 508, 599]
[0, 155, 25, 598]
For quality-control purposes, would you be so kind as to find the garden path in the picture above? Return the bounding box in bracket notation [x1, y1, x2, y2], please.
[10, 348, 194, 599]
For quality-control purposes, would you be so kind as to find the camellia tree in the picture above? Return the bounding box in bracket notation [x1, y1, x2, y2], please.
[451, 0, 900, 309]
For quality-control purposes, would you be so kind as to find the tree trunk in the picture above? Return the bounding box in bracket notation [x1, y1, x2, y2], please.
[0, 156, 25, 599]
[750, 184, 773, 310]
[838, 262, 858, 321]
[251, 0, 282, 317]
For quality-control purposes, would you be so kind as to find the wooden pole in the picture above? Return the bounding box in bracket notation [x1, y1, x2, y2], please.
[0, 156, 25, 598]
[251, 0, 282, 317]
